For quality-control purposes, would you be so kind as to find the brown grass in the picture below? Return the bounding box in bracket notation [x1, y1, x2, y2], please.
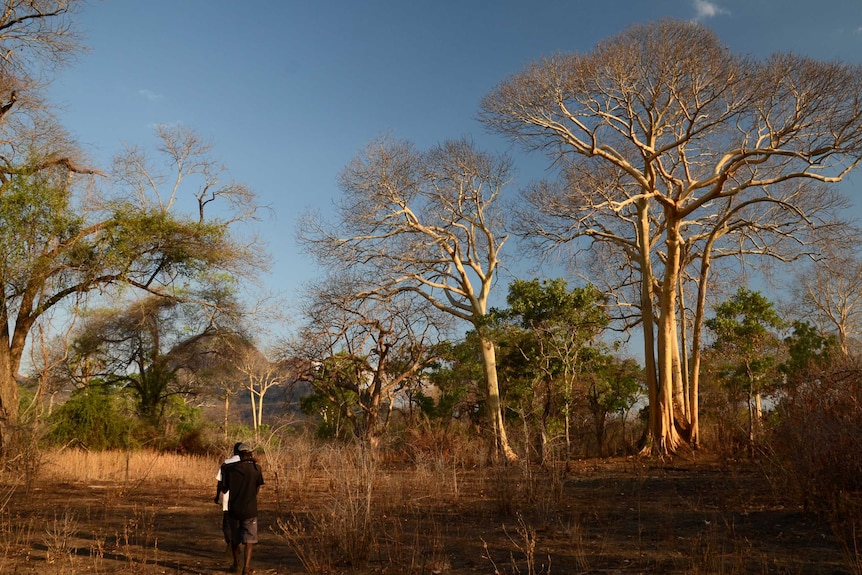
[39, 449, 215, 486]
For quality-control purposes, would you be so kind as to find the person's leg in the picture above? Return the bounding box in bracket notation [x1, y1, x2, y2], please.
[243, 542, 254, 573]
[240, 517, 258, 574]
[228, 518, 241, 571]
[222, 511, 232, 545]
[230, 542, 241, 572]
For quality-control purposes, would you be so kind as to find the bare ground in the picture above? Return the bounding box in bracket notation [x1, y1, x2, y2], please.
[2, 453, 855, 574]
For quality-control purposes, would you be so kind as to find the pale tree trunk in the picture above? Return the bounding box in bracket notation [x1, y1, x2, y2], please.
[635, 200, 661, 454]
[564, 401, 572, 461]
[687, 231, 719, 449]
[677, 269, 690, 421]
[249, 386, 259, 430]
[655, 214, 684, 455]
[479, 336, 518, 462]
[223, 394, 230, 440]
[747, 388, 755, 457]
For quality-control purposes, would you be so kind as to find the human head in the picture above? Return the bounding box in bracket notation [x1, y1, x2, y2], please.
[233, 442, 243, 455]
[236, 442, 253, 459]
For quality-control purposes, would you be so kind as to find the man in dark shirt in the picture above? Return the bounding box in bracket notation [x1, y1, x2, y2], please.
[214, 442, 242, 549]
[223, 443, 264, 574]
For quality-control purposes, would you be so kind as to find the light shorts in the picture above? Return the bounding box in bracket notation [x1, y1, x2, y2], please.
[229, 517, 258, 545]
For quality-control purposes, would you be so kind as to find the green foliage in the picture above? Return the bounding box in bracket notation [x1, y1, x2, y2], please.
[424, 336, 485, 424]
[705, 287, 786, 394]
[781, 320, 839, 383]
[492, 278, 611, 417]
[587, 355, 644, 416]
[47, 384, 137, 450]
[300, 389, 358, 440]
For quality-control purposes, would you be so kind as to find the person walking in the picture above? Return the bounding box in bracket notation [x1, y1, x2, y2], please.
[223, 442, 264, 574]
[214, 442, 242, 550]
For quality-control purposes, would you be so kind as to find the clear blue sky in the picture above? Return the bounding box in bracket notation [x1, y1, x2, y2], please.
[47, 0, 862, 339]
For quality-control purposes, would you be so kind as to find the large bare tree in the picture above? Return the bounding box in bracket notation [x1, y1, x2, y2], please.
[299, 137, 518, 460]
[481, 20, 862, 454]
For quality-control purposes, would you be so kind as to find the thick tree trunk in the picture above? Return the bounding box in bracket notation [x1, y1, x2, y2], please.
[655, 214, 684, 455]
[0, 347, 21, 453]
[479, 335, 518, 462]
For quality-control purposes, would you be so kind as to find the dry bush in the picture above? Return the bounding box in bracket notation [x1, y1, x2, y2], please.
[766, 359, 862, 510]
[278, 442, 379, 571]
[766, 357, 862, 574]
[274, 437, 463, 574]
[399, 423, 493, 469]
[0, 510, 35, 571]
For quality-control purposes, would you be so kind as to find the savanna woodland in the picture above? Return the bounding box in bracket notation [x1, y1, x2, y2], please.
[1, 3, 861, 574]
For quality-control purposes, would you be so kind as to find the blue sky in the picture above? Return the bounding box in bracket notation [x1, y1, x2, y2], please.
[47, 0, 862, 339]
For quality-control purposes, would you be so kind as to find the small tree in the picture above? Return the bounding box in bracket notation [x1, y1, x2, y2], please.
[493, 278, 609, 461]
[781, 320, 840, 386]
[581, 354, 643, 457]
[292, 275, 449, 446]
[705, 288, 786, 455]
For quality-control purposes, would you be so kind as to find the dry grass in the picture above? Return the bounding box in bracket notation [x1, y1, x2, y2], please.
[0, 440, 855, 574]
[38, 448, 215, 487]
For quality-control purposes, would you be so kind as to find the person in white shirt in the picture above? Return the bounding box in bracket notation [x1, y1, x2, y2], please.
[214, 442, 242, 548]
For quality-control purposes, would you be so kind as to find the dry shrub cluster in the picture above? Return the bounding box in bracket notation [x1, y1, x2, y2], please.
[767, 359, 862, 509]
[277, 437, 456, 574]
[766, 357, 862, 572]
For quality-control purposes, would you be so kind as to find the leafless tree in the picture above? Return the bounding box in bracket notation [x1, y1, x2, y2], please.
[299, 137, 518, 460]
[481, 19, 862, 454]
[289, 273, 451, 447]
[790, 242, 862, 357]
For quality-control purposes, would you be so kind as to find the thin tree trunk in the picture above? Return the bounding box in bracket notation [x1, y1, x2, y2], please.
[635, 200, 661, 455]
[0, 348, 20, 454]
[479, 335, 518, 462]
[224, 394, 230, 440]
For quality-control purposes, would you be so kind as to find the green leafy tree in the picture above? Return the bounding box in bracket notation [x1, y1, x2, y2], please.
[705, 288, 786, 454]
[422, 336, 485, 425]
[780, 320, 839, 386]
[0, 125, 261, 452]
[67, 295, 232, 428]
[583, 354, 643, 457]
[48, 383, 136, 450]
[494, 278, 609, 460]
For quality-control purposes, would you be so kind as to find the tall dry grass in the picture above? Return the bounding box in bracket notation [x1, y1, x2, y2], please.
[38, 448, 215, 488]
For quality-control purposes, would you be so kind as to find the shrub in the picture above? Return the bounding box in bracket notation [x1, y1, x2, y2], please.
[766, 356, 862, 512]
[47, 385, 137, 450]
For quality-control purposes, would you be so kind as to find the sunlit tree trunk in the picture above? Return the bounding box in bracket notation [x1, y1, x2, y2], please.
[479, 336, 517, 462]
[655, 214, 684, 455]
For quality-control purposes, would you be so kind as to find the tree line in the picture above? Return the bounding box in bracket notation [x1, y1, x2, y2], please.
[2, 6, 862, 463]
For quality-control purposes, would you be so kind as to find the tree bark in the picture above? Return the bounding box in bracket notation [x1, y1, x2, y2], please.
[655, 213, 684, 455]
[479, 335, 518, 462]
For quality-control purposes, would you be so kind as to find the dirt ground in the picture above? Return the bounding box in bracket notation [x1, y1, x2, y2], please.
[1, 454, 855, 575]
